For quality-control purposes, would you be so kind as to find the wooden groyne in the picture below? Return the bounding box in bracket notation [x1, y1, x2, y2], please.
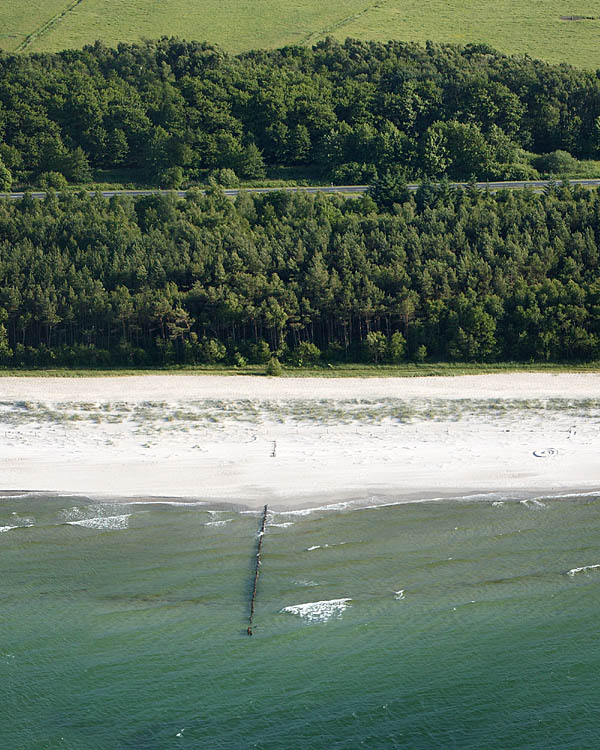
[247, 504, 268, 635]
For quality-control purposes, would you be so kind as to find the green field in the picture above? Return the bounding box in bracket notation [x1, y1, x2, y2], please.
[1, 362, 600, 378]
[3, 0, 600, 68]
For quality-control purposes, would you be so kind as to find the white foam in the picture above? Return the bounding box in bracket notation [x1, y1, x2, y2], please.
[567, 564, 600, 577]
[205, 519, 232, 527]
[278, 500, 356, 516]
[122, 500, 207, 507]
[67, 514, 131, 530]
[281, 598, 351, 622]
[270, 522, 294, 528]
[0, 493, 40, 500]
[520, 498, 546, 508]
[306, 542, 347, 551]
[275, 489, 600, 519]
[0, 523, 33, 533]
[395, 589, 405, 600]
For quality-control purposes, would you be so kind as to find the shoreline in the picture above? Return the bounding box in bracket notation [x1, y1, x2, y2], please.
[0, 373, 599, 509]
[2, 486, 600, 514]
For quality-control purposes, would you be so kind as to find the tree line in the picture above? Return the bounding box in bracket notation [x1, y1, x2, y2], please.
[0, 184, 599, 367]
[1, 37, 600, 190]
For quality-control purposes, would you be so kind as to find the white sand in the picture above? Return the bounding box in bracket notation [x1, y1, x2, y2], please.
[0, 373, 599, 509]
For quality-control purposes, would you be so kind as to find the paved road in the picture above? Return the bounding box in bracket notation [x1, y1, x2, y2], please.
[2, 179, 600, 200]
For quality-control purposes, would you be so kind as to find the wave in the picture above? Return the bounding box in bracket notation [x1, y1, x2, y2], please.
[205, 519, 232, 527]
[567, 564, 600, 577]
[305, 541, 348, 552]
[395, 589, 405, 600]
[0, 490, 85, 504]
[274, 490, 570, 518]
[115, 500, 207, 507]
[281, 598, 351, 623]
[270, 522, 294, 528]
[67, 514, 131, 530]
[277, 501, 357, 517]
[0, 492, 43, 500]
[0, 523, 33, 533]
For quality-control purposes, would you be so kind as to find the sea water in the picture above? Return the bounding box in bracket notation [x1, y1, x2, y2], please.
[2, 492, 600, 749]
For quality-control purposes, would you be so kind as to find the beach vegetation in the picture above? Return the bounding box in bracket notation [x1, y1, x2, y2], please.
[413, 345, 428, 364]
[364, 332, 388, 364]
[288, 342, 322, 367]
[265, 357, 283, 376]
[389, 333, 407, 364]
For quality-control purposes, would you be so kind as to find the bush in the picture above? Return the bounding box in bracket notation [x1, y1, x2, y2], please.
[159, 166, 184, 189]
[389, 331, 407, 363]
[532, 150, 578, 176]
[265, 356, 283, 376]
[322, 342, 346, 362]
[209, 168, 240, 188]
[332, 162, 378, 184]
[0, 159, 12, 192]
[498, 162, 540, 180]
[116, 341, 150, 365]
[38, 171, 68, 190]
[364, 331, 387, 363]
[248, 340, 272, 364]
[200, 337, 226, 364]
[288, 341, 321, 366]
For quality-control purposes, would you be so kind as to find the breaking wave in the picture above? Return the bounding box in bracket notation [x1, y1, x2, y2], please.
[67, 514, 131, 530]
[567, 564, 600, 577]
[281, 598, 351, 623]
[0, 524, 33, 533]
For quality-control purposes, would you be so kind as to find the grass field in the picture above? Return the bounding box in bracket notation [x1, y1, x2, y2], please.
[2, 0, 600, 68]
[1, 362, 599, 377]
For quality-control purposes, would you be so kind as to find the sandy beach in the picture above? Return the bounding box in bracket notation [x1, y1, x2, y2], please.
[0, 373, 599, 509]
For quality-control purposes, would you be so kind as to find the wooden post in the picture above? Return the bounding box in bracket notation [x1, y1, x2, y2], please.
[247, 504, 268, 635]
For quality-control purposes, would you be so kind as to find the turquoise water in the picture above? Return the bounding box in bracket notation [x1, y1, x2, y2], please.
[2, 492, 600, 749]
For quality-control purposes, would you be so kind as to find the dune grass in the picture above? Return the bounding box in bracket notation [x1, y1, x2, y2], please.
[3, 394, 600, 433]
[3, 0, 600, 69]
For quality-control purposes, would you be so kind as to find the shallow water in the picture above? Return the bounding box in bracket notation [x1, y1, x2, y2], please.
[2, 492, 600, 748]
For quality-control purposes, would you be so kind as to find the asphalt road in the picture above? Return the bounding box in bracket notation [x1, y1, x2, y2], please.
[2, 178, 600, 200]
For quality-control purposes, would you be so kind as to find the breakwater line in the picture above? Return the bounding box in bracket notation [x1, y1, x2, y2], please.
[247, 504, 268, 635]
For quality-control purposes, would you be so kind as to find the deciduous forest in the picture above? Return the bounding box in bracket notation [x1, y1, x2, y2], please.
[1, 37, 600, 189]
